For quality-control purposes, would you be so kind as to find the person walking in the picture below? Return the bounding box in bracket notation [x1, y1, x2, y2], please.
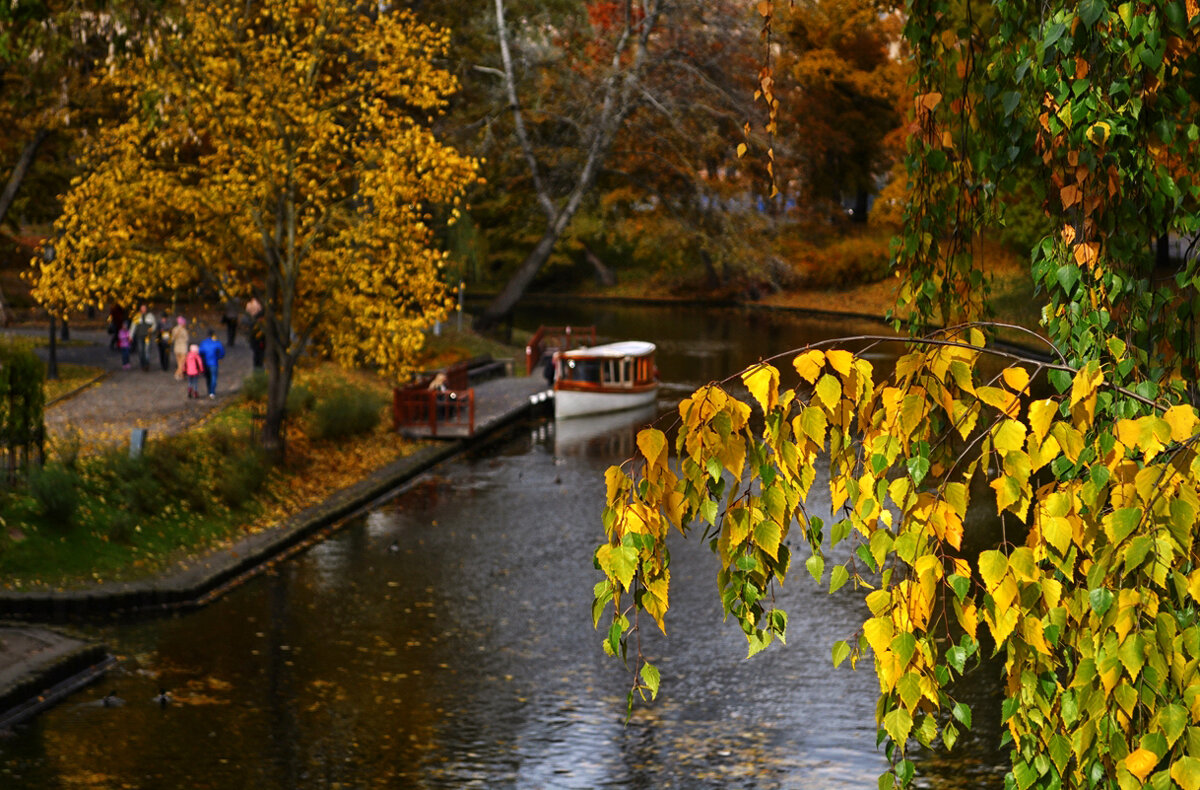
[107, 302, 126, 350]
[222, 297, 241, 346]
[117, 320, 133, 369]
[169, 316, 190, 380]
[183, 344, 205, 399]
[198, 329, 225, 399]
[156, 322, 172, 371]
[132, 304, 156, 371]
[249, 315, 266, 369]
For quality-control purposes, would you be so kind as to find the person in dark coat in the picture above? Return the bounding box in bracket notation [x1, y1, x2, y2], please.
[249, 315, 266, 369]
[131, 305, 156, 371]
[197, 329, 225, 398]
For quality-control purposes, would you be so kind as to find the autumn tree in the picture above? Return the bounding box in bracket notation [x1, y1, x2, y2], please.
[0, 0, 170, 322]
[471, 0, 665, 329]
[32, 0, 477, 456]
[595, 2, 1200, 789]
[773, 0, 907, 221]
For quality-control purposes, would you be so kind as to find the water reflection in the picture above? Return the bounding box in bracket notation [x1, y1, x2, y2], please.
[0, 304, 1008, 788]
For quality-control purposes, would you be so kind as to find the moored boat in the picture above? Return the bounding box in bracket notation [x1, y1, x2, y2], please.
[553, 341, 658, 419]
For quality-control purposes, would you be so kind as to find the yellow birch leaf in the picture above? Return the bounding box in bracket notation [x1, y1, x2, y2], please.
[605, 466, 629, 504]
[993, 419, 1027, 454]
[1125, 748, 1158, 781]
[955, 599, 978, 638]
[815, 374, 842, 411]
[1070, 360, 1103, 408]
[1001, 366, 1030, 394]
[742, 364, 779, 413]
[1027, 398, 1058, 442]
[978, 550, 1008, 592]
[793, 349, 825, 383]
[863, 616, 895, 656]
[1171, 756, 1200, 790]
[1164, 405, 1199, 442]
[1041, 516, 1072, 554]
[826, 349, 854, 378]
[637, 428, 667, 469]
[976, 386, 1019, 417]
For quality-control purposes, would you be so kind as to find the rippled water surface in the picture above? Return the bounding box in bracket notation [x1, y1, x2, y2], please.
[1, 305, 1007, 788]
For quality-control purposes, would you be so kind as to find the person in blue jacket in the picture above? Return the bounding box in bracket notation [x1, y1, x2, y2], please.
[198, 329, 226, 399]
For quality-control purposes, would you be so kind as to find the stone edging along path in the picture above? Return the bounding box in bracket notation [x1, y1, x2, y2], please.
[0, 386, 551, 621]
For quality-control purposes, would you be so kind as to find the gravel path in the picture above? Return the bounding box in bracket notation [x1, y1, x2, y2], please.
[4, 325, 255, 448]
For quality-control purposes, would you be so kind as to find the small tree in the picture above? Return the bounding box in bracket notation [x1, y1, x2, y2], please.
[32, 0, 478, 456]
[0, 342, 45, 480]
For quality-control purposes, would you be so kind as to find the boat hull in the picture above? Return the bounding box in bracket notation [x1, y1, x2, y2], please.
[554, 385, 658, 419]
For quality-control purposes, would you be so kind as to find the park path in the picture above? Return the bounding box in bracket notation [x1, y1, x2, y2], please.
[4, 324, 254, 449]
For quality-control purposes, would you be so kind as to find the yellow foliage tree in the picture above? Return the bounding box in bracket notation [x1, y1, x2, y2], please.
[31, 0, 478, 453]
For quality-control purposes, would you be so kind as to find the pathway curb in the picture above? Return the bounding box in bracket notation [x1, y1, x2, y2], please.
[0, 385, 550, 620]
[0, 626, 113, 730]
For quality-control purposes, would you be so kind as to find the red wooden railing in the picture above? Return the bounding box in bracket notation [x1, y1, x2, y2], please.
[392, 386, 475, 437]
[525, 325, 597, 375]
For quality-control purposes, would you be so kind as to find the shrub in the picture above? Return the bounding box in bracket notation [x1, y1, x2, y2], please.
[103, 452, 164, 516]
[243, 372, 314, 414]
[287, 384, 316, 414]
[241, 371, 268, 401]
[215, 447, 269, 508]
[53, 428, 83, 472]
[144, 438, 212, 514]
[28, 462, 81, 528]
[311, 384, 384, 441]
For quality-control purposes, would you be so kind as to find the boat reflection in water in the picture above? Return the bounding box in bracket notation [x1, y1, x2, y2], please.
[553, 402, 659, 459]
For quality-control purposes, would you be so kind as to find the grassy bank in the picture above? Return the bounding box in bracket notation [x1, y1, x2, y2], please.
[1, 362, 424, 590]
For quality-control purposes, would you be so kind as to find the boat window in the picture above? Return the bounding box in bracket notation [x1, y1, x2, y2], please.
[563, 358, 602, 384]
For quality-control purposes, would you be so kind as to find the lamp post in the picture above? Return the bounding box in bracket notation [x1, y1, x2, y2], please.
[43, 243, 58, 381]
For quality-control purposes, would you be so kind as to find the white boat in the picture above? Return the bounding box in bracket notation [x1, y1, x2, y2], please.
[553, 341, 659, 419]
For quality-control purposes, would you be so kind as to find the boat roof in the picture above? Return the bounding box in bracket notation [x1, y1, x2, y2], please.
[560, 341, 655, 359]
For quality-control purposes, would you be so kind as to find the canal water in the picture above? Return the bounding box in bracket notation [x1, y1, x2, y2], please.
[1, 304, 1007, 788]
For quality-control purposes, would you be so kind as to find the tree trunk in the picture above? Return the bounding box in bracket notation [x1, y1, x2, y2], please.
[261, 334, 293, 462]
[475, 0, 662, 331]
[852, 189, 869, 223]
[1157, 232, 1171, 269]
[475, 228, 562, 330]
[584, 245, 617, 287]
[0, 129, 49, 228]
[0, 129, 50, 326]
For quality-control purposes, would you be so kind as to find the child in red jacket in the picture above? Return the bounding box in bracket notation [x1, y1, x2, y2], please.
[183, 344, 205, 399]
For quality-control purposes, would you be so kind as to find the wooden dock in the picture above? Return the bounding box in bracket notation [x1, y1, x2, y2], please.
[396, 376, 552, 439]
